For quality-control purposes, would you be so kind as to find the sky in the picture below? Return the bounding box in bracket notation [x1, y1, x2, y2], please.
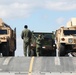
[0, 0, 76, 56]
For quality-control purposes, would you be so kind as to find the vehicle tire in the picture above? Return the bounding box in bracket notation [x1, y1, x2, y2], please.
[39, 49, 44, 56]
[71, 52, 76, 57]
[9, 51, 15, 56]
[30, 49, 34, 56]
[34, 49, 37, 56]
[2, 43, 9, 56]
[59, 43, 66, 56]
[51, 50, 56, 56]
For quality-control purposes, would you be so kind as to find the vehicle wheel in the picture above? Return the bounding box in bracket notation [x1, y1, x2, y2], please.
[2, 43, 9, 56]
[51, 50, 56, 56]
[30, 49, 34, 56]
[71, 52, 76, 57]
[59, 43, 66, 56]
[39, 49, 43, 56]
[9, 51, 15, 56]
[34, 49, 37, 56]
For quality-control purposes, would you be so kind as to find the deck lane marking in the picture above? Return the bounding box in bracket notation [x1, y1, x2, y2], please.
[0, 73, 15, 75]
[28, 56, 34, 75]
[3, 57, 12, 65]
[45, 73, 76, 75]
[55, 57, 60, 65]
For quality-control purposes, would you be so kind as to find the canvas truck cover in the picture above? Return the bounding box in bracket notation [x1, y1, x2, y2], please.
[67, 18, 76, 27]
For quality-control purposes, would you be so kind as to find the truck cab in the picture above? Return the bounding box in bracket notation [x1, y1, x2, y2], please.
[0, 18, 16, 56]
[56, 18, 76, 56]
[31, 32, 56, 56]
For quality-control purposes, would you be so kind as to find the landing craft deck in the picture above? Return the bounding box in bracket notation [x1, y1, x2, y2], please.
[0, 57, 76, 75]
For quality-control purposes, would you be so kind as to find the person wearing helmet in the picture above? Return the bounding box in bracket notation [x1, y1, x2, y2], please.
[36, 34, 43, 56]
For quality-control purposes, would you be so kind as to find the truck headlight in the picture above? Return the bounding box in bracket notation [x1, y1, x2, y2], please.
[68, 38, 73, 43]
[53, 44, 55, 47]
[42, 46, 46, 49]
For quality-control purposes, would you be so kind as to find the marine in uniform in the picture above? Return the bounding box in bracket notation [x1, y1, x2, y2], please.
[21, 25, 32, 56]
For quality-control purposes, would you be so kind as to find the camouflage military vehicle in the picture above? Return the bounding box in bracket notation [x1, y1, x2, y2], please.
[56, 18, 76, 56]
[0, 18, 16, 56]
[31, 32, 56, 56]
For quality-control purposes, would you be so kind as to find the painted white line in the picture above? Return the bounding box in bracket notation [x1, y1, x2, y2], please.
[3, 57, 12, 65]
[0, 73, 15, 75]
[55, 57, 60, 65]
[45, 73, 76, 75]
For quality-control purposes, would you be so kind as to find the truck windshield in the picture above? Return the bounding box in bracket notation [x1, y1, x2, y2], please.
[43, 38, 52, 45]
[64, 30, 76, 35]
[0, 30, 7, 34]
[33, 33, 54, 39]
[31, 33, 55, 46]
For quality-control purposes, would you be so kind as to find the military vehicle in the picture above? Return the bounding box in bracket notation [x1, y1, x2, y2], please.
[56, 18, 76, 56]
[31, 32, 56, 56]
[0, 18, 16, 56]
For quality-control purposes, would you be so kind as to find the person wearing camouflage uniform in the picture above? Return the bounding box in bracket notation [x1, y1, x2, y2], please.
[21, 25, 32, 56]
[36, 34, 43, 56]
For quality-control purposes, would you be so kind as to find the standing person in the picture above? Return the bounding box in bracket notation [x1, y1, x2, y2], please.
[21, 25, 32, 56]
[36, 34, 43, 56]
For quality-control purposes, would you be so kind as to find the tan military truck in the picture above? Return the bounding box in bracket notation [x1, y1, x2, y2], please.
[0, 18, 16, 56]
[56, 18, 76, 56]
